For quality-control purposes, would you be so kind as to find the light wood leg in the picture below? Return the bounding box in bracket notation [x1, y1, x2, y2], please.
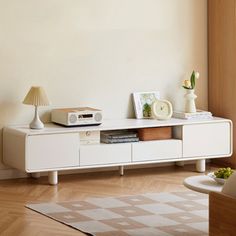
[48, 171, 58, 185]
[31, 172, 41, 178]
[176, 161, 185, 167]
[196, 159, 206, 173]
[119, 166, 124, 176]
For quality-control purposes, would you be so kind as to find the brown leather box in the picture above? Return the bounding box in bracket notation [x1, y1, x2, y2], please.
[138, 127, 172, 141]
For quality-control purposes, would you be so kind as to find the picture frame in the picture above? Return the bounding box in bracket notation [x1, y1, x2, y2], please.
[132, 91, 160, 119]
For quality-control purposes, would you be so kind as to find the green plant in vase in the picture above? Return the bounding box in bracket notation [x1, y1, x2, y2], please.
[182, 70, 200, 113]
[182, 71, 200, 90]
[143, 103, 152, 118]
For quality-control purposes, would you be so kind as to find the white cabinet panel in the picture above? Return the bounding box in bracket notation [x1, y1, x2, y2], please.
[80, 143, 131, 166]
[79, 131, 100, 144]
[2, 118, 233, 184]
[26, 133, 79, 171]
[132, 140, 182, 162]
[183, 122, 231, 157]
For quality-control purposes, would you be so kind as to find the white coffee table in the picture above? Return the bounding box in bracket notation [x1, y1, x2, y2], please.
[183, 175, 223, 194]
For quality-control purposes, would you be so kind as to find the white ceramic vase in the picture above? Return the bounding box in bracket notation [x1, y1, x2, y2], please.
[185, 89, 197, 113]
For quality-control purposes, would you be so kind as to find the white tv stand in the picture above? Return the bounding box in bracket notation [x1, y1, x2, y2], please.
[3, 118, 232, 185]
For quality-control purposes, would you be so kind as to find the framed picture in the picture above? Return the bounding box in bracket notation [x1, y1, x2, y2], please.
[132, 91, 160, 119]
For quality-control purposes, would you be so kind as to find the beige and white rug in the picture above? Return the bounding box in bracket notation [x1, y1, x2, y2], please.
[26, 191, 208, 236]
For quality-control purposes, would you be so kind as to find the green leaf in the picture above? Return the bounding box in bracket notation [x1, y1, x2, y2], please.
[190, 71, 195, 89]
[182, 86, 192, 90]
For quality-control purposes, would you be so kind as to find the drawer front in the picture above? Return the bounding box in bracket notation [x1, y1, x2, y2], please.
[79, 131, 100, 141]
[80, 144, 131, 166]
[80, 131, 100, 145]
[26, 133, 79, 171]
[183, 122, 231, 157]
[132, 140, 182, 162]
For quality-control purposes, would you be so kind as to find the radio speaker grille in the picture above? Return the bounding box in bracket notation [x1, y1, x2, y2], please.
[94, 112, 102, 122]
[69, 114, 77, 124]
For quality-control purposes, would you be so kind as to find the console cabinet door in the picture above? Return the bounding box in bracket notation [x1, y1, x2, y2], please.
[26, 133, 79, 171]
[132, 140, 182, 162]
[183, 122, 231, 157]
[80, 143, 131, 166]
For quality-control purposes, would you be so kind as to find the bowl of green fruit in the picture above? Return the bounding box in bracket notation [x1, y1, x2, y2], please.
[208, 167, 234, 185]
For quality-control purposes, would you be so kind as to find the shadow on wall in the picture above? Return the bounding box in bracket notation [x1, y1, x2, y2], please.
[127, 94, 135, 118]
[0, 101, 19, 169]
[41, 110, 52, 124]
[0, 128, 6, 169]
[0, 101, 22, 125]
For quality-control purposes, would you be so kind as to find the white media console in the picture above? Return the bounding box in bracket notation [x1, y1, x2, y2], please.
[3, 118, 233, 185]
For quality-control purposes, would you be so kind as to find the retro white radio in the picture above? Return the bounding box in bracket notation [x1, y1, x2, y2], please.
[51, 107, 103, 126]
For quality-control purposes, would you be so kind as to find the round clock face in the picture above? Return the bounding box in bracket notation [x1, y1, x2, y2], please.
[152, 100, 173, 120]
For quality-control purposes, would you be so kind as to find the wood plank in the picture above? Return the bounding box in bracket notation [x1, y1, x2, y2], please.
[0, 165, 216, 235]
[209, 191, 236, 236]
[208, 0, 236, 167]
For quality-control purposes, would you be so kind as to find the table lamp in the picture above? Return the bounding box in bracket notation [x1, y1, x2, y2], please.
[23, 86, 50, 129]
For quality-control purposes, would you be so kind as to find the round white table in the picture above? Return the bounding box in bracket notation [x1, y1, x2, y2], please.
[183, 175, 223, 194]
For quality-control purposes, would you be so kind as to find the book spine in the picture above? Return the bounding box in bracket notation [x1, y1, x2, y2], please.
[185, 113, 212, 118]
[173, 113, 212, 119]
[186, 115, 213, 120]
[101, 134, 138, 139]
[101, 137, 139, 144]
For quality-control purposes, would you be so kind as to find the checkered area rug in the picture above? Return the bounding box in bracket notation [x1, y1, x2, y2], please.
[26, 191, 208, 236]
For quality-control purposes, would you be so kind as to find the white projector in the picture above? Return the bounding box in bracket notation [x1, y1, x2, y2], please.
[51, 107, 103, 126]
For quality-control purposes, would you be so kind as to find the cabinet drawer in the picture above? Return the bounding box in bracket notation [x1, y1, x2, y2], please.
[79, 131, 100, 144]
[80, 143, 131, 166]
[183, 122, 231, 157]
[26, 133, 79, 171]
[132, 140, 182, 162]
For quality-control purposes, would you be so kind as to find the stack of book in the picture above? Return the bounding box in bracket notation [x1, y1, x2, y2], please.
[101, 130, 139, 144]
[173, 110, 213, 120]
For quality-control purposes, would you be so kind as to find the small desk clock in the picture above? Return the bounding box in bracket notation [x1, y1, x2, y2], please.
[152, 99, 173, 120]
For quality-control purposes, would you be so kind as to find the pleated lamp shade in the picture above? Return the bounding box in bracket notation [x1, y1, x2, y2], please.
[23, 86, 50, 106]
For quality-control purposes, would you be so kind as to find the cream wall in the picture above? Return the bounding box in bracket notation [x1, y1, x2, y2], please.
[0, 0, 207, 172]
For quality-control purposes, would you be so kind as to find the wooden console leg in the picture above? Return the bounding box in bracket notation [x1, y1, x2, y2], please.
[119, 166, 124, 176]
[196, 159, 206, 173]
[48, 171, 58, 185]
[175, 161, 185, 167]
[31, 172, 40, 178]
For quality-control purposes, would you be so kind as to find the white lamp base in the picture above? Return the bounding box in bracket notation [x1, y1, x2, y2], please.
[30, 106, 44, 129]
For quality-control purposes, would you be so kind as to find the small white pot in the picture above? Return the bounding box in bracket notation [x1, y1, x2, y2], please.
[185, 89, 197, 113]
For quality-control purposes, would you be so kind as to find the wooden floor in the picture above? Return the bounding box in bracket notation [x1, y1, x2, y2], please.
[0, 164, 217, 236]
